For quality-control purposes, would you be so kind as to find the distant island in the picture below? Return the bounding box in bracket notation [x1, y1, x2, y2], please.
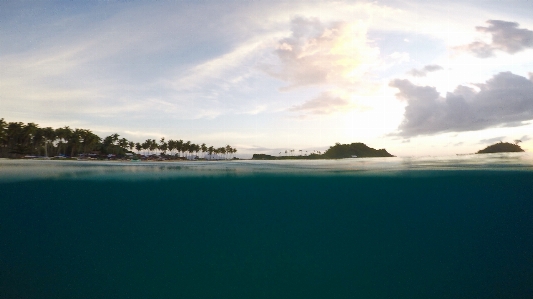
[476, 141, 525, 154]
[253, 142, 395, 160]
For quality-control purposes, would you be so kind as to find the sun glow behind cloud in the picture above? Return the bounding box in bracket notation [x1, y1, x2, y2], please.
[260, 15, 398, 128]
[333, 23, 381, 82]
[266, 18, 380, 90]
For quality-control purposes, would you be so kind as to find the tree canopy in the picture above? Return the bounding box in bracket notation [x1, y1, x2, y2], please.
[476, 142, 524, 154]
[0, 118, 237, 159]
[252, 142, 395, 160]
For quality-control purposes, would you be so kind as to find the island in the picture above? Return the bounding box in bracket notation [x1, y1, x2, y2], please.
[252, 142, 395, 160]
[476, 141, 525, 154]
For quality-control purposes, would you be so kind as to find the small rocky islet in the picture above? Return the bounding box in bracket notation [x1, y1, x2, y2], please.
[252, 142, 395, 160]
[476, 141, 525, 154]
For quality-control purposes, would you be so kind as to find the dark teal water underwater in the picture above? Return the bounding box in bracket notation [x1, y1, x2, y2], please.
[1, 171, 532, 298]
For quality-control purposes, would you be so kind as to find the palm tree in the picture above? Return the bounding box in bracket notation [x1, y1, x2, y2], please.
[189, 143, 196, 159]
[103, 135, 114, 146]
[142, 140, 150, 155]
[0, 118, 240, 161]
[128, 141, 135, 152]
[32, 127, 46, 156]
[159, 137, 166, 155]
[160, 140, 168, 155]
[183, 141, 191, 159]
[218, 147, 226, 159]
[16, 122, 40, 154]
[68, 129, 83, 157]
[173, 139, 181, 157]
[5, 122, 23, 154]
[23, 126, 39, 155]
[81, 129, 98, 156]
[103, 134, 121, 155]
[111, 133, 120, 145]
[42, 127, 56, 157]
[149, 139, 158, 155]
[0, 118, 7, 149]
[208, 146, 214, 160]
[201, 143, 207, 158]
[119, 138, 129, 151]
[54, 126, 72, 156]
[193, 143, 200, 159]
[225, 145, 232, 159]
[70, 128, 99, 157]
[167, 139, 175, 156]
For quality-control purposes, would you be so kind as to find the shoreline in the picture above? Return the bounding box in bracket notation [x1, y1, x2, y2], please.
[3, 151, 530, 163]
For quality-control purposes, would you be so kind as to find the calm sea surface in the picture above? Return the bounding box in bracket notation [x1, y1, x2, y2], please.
[1, 154, 533, 298]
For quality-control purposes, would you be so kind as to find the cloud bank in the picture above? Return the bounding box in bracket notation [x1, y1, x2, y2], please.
[390, 72, 533, 137]
[457, 20, 533, 57]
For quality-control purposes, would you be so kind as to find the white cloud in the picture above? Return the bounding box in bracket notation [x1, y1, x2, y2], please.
[288, 92, 354, 115]
[407, 64, 444, 77]
[455, 20, 533, 57]
[390, 72, 533, 137]
[169, 41, 265, 92]
[4, 0, 533, 157]
[263, 17, 380, 90]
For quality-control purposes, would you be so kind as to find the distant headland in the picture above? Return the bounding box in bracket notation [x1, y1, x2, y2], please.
[476, 141, 525, 154]
[253, 142, 395, 160]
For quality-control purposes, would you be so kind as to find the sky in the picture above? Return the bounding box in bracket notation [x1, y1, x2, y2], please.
[1, 0, 533, 157]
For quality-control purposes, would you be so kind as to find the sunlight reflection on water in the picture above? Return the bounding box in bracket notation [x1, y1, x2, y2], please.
[1, 153, 532, 182]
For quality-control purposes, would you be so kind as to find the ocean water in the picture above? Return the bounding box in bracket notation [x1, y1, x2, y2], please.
[1, 154, 532, 299]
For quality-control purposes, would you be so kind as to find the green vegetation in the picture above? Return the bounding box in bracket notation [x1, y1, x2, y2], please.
[0, 118, 237, 159]
[322, 142, 395, 158]
[252, 154, 278, 160]
[252, 142, 394, 160]
[476, 141, 524, 154]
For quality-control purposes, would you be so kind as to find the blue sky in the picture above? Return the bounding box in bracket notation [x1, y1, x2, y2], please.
[2, 0, 533, 157]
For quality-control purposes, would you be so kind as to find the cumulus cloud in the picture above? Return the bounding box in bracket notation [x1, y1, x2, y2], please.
[264, 17, 379, 90]
[407, 64, 443, 77]
[288, 92, 352, 115]
[390, 71, 533, 137]
[457, 20, 533, 57]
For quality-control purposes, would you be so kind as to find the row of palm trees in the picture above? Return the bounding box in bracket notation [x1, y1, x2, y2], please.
[278, 149, 323, 156]
[0, 118, 237, 159]
[128, 137, 237, 159]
